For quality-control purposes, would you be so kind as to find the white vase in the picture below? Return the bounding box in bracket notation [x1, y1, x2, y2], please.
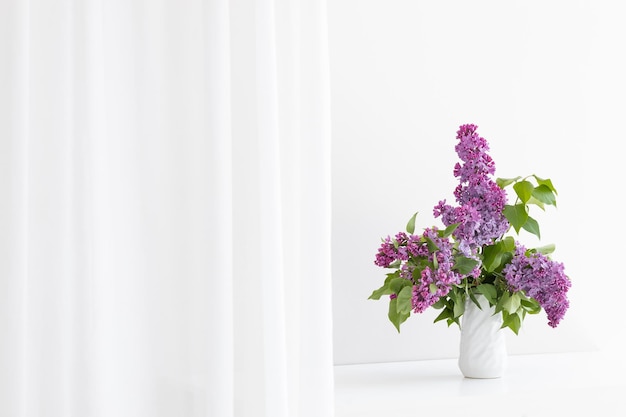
[458, 294, 508, 379]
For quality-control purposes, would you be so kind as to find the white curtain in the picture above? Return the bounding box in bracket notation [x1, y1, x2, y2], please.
[0, 1, 334, 416]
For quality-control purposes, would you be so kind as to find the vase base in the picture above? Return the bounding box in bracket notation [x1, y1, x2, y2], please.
[459, 365, 506, 379]
[462, 374, 503, 379]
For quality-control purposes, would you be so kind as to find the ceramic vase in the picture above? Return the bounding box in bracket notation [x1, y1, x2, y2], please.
[458, 295, 508, 379]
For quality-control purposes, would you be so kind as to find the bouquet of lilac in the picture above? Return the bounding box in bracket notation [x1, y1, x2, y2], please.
[370, 124, 571, 334]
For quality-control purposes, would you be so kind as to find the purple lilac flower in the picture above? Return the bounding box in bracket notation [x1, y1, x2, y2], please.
[374, 227, 463, 313]
[503, 243, 571, 327]
[433, 124, 509, 254]
[410, 228, 463, 313]
[374, 232, 427, 268]
[452, 124, 496, 180]
[374, 235, 397, 267]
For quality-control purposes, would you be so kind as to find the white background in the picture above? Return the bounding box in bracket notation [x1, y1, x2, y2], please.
[330, 0, 626, 365]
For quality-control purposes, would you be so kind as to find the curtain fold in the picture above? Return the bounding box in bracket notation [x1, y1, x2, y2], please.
[0, 1, 334, 416]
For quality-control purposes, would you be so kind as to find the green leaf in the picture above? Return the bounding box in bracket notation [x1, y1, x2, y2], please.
[496, 176, 522, 188]
[527, 196, 546, 210]
[482, 243, 504, 272]
[388, 298, 410, 332]
[532, 184, 557, 207]
[503, 204, 528, 233]
[396, 286, 413, 315]
[368, 271, 401, 300]
[412, 266, 423, 280]
[502, 236, 516, 252]
[534, 244, 555, 255]
[503, 292, 521, 314]
[453, 255, 479, 275]
[451, 286, 464, 303]
[387, 270, 401, 280]
[501, 311, 522, 335]
[368, 285, 392, 300]
[389, 277, 409, 294]
[518, 309, 527, 322]
[495, 290, 510, 314]
[520, 298, 542, 314]
[429, 283, 438, 294]
[513, 180, 534, 204]
[425, 237, 439, 252]
[431, 298, 446, 309]
[468, 290, 481, 309]
[387, 259, 401, 269]
[442, 223, 459, 237]
[453, 296, 465, 318]
[388, 298, 399, 331]
[406, 212, 418, 234]
[499, 251, 513, 269]
[433, 307, 453, 324]
[447, 317, 461, 328]
[533, 175, 558, 195]
[476, 283, 497, 304]
[521, 216, 541, 239]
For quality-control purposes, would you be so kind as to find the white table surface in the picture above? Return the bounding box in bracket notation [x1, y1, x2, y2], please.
[335, 351, 626, 417]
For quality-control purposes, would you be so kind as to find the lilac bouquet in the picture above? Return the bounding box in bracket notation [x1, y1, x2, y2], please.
[370, 124, 571, 334]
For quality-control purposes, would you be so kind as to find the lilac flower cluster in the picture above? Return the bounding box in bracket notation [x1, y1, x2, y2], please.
[410, 228, 463, 313]
[374, 232, 428, 268]
[374, 228, 463, 313]
[503, 244, 571, 327]
[433, 124, 509, 255]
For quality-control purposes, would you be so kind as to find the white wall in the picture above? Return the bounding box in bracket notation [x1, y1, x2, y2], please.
[330, 0, 626, 365]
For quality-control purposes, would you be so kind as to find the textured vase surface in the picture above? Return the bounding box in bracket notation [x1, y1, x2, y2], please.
[458, 295, 508, 379]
